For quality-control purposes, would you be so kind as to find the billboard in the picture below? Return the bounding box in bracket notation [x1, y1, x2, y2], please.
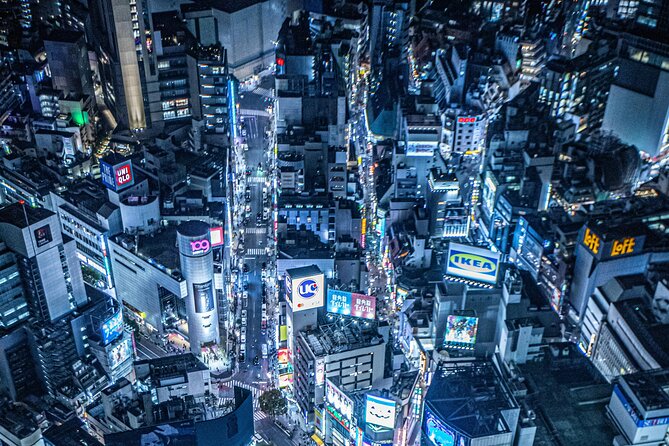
[365, 395, 396, 429]
[108, 337, 132, 370]
[101, 311, 123, 345]
[193, 281, 215, 313]
[326, 379, 354, 421]
[315, 357, 326, 386]
[277, 348, 290, 365]
[34, 224, 52, 247]
[210, 227, 224, 247]
[100, 159, 134, 191]
[291, 273, 325, 312]
[279, 373, 293, 388]
[424, 406, 456, 446]
[446, 243, 500, 284]
[444, 315, 478, 350]
[327, 289, 376, 320]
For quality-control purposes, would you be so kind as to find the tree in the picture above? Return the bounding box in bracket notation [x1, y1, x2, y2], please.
[258, 389, 287, 418]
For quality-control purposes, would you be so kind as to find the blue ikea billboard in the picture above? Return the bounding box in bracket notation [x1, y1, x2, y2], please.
[446, 243, 500, 284]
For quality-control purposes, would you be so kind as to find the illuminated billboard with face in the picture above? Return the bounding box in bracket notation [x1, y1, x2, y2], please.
[446, 243, 500, 284]
[365, 395, 396, 429]
[444, 315, 478, 350]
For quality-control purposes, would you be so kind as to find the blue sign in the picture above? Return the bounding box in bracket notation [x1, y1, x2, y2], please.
[446, 243, 500, 284]
[328, 289, 352, 315]
[101, 311, 123, 345]
[100, 160, 116, 191]
[298, 279, 318, 299]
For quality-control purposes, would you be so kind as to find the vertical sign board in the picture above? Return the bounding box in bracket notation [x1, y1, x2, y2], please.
[193, 281, 214, 313]
[209, 227, 224, 247]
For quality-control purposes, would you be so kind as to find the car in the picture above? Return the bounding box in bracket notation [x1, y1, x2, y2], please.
[241, 310, 247, 319]
[241, 326, 247, 336]
[243, 283, 249, 290]
[261, 262, 267, 270]
[242, 317, 247, 325]
[241, 334, 246, 343]
[239, 354, 245, 362]
[261, 344, 268, 358]
[243, 263, 249, 273]
[253, 355, 260, 366]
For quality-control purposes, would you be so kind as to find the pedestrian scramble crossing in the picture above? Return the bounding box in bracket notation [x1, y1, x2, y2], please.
[230, 380, 262, 408]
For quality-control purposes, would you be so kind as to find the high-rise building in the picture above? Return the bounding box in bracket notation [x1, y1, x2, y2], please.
[0, 241, 28, 329]
[187, 44, 238, 135]
[177, 221, 220, 354]
[0, 203, 87, 323]
[43, 30, 94, 97]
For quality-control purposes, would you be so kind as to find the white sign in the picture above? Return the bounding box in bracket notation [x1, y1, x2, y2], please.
[446, 242, 501, 284]
[290, 273, 325, 312]
[365, 395, 396, 429]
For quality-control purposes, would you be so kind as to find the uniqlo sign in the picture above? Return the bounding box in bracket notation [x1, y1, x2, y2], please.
[100, 159, 134, 191]
[115, 163, 133, 187]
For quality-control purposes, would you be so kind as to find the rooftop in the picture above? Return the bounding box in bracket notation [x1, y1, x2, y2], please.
[301, 320, 384, 356]
[621, 369, 669, 413]
[0, 202, 54, 228]
[519, 343, 614, 446]
[425, 360, 517, 439]
[136, 353, 208, 386]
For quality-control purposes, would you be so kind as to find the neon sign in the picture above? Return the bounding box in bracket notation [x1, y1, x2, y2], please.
[457, 117, 477, 123]
[190, 239, 210, 255]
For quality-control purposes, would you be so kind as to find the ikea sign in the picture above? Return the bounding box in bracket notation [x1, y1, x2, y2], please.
[447, 243, 500, 284]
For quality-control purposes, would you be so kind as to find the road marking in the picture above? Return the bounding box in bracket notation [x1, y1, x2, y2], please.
[246, 248, 266, 256]
[254, 411, 267, 422]
[248, 176, 265, 184]
[246, 228, 266, 234]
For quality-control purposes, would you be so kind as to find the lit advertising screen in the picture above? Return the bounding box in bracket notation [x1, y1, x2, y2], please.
[424, 406, 456, 446]
[327, 289, 376, 319]
[34, 224, 52, 248]
[108, 337, 131, 370]
[326, 379, 354, 421]
[365, 395, 396, 429]
[101, 311, 123, 345]
[210, 226, 224, 247]
[290, 273, 325, 312]
[279, 373, 293, 388]
[277, 348, 290, 365]
[444, 315, 478, 350]
[446, 243, 500, 284]
[193, 281, 214, 313]
[315, 357, 325, 386]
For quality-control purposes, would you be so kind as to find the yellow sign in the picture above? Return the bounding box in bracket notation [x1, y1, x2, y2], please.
[583, 228, 600, 254]
[611, 237, 636, 257]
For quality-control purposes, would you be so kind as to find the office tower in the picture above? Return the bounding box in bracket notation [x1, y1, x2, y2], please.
[43, 30, 94, 97]
[0, 326, 40, 401]
[91, 0, 150, 130]
[32, 318, 79, 396]
[187, 44, 238, 135]
[0, 203, 87, 323]
[636, 0, 669, 30]
[177, 220, 220, 354]
[0, 241, 28, 329]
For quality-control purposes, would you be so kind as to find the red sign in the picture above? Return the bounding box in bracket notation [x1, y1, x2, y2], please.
[276, 57, 285, 66]
[278, 348, 290, 365]
[458, 117, 477, 123]
[115, 163, 133, 186]
[351, 293, 376, 319]
[210, 227, 224, 247]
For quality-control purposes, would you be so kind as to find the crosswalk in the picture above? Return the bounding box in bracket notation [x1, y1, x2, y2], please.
[246, 248, 266, 256]
[230, 380, 262, 409]
[253, 87, 273, 97]
[253, 411, 267, 422]
[248, 176, 265, 184]
[246, 227, 266, 234]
